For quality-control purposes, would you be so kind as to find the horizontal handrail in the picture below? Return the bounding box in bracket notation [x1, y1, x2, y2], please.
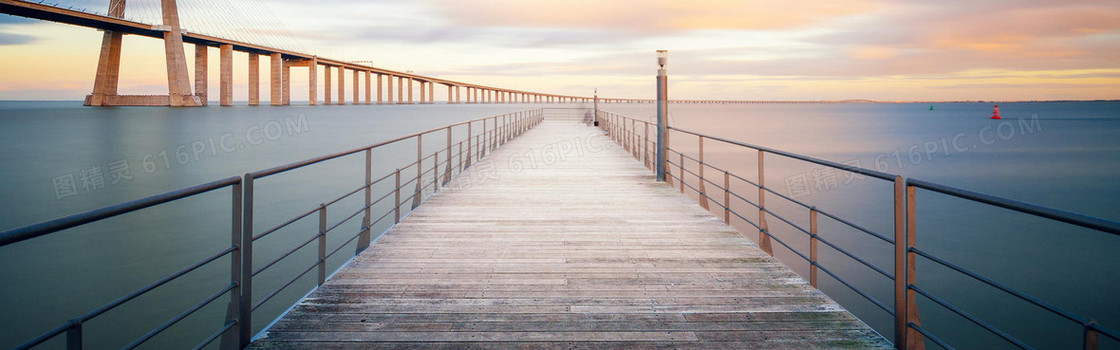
[0, 176, 241, 246]
[908, 178, 1120, 235]
[668, 126, 897, 181]
[250, 111, 534, 179]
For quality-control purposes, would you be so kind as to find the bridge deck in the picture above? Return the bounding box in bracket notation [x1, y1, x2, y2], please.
[250, 120, 890, 349]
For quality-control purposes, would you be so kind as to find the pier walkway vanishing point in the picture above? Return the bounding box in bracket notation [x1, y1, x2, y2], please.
[249, 117, 890, 348]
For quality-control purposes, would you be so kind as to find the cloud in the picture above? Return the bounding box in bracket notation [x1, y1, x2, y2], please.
[431, 0, 877, 32]
[0, 32, 35, 46]
[693, 1, 1120, 77]
[0, 14, 38, 25]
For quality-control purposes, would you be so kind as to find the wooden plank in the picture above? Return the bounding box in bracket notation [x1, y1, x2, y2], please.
[249, 120, 891, 348]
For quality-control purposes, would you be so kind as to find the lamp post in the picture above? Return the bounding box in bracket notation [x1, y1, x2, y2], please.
[593, 89, 599, 126]
[656, 50, 669, 182]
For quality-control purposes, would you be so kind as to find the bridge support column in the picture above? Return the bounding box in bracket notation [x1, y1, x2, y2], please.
[161, 0, 201, 106]
[376, 74, 383, 104]
[248, 53, 259, 106]
[407, 78, 413, 104]
[308, 57, 317, 105]
[84, 1, 124, 107]
[364, 71, 371, 104]
[194, 44, 207, 105]
[333, 66, 342, 105]
[353, 69, 359, 105]
[428, 82, 434, 104]
[324, 66, 332, 104]
[282, 60, 291, 106]
[386, 75, 394, 104]
[397, 76, 404, 104]
[220, 44, 233, 106]
[419, 81, 426, 104]
[270, 53, 283, 106]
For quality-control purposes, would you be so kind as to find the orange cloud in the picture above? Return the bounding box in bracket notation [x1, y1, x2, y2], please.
[432, 0, 878, 32]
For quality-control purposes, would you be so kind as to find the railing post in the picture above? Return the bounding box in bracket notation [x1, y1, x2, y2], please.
[905, 183, 924, 349]
[394, 169, 401, 223]
[609, 113, 614, 138]
[623, 118, 629, 152]
[433, 152, 440, 192]
[615, 115, 620, 144]
[444, 126, 452, 185]
[220, 181, 243, 350]
[239, 173, 254, 348]
[628, 118, 634, 158]
[317, 204, 327, 285]
[66, 320, 82, 350]
[491, 116, 497, 152]
[1086, 320, 1100, 350]
[412, 135, 422, 209]
[758, 150, 773, 255]
[497, 115, 503, 146]
[809, 207, 819, 288]
[357, 149, 372, 253]
[679, 153, 685, 194]
[723, 171, 730, 224]
[893, 176, 906, 348]
[643, 121, 650, 170]
[480, 120, 487, 158]
[698, 136, 709, 210]
[465, 122, 473, 169]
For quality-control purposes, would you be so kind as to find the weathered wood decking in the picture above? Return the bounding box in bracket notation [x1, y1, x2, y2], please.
[250, 120, 890, 349]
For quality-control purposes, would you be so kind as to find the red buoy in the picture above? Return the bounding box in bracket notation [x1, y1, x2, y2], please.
[990, 105, 1002, 119]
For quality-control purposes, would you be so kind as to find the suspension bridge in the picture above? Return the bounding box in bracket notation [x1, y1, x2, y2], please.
[0, 0, 653, 106]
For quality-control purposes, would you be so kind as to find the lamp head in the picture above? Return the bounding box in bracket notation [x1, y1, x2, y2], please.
[657, 50, 667, 68]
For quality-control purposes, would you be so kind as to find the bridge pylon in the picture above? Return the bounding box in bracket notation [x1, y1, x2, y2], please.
[85, 0, 202, 107]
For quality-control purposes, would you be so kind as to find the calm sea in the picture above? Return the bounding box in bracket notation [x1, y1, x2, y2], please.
[1, 101, 1117, 349]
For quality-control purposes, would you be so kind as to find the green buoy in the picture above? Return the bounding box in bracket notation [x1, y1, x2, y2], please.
[929, 104, 934, 111]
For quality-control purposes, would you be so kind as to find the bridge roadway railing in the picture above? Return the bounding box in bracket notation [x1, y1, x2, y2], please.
[0, 109, 543, 350]
[594, 109, 1120, 350]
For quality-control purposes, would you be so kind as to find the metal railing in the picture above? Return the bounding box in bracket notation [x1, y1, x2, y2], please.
[595, 109, 1120, 350]
[0, 109, 543, 350]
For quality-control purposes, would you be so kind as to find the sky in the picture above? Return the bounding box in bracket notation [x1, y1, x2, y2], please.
[0, 0, 1118, 101]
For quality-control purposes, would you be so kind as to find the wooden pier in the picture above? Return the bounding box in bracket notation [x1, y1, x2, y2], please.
[249, 119, 890, 349]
